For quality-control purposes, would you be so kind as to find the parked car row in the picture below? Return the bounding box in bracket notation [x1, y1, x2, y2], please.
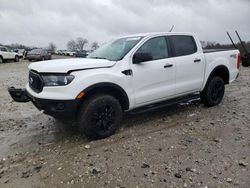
[0, 46, 52, 63]
[56, 50, 74, 56]
[1, 45, 93, 64]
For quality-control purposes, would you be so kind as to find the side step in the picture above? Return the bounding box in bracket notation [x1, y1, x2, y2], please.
[128, 94, 200, 115]
[8, 87, 31, 103]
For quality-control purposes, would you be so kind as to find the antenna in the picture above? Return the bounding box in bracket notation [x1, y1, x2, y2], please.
[235, 30, 248, 54]
[169, 25, 174, 32]
[226, 32, 237, 49]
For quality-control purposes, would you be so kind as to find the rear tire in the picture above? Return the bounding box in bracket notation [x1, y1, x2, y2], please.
[200, 76, 225, 107]
[0, 56, 3, 64]
[77, 94, 123, 139]
[14, 55, 19, 62]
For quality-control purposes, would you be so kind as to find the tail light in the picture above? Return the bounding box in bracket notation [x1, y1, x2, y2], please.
[237, 53, 241, 69]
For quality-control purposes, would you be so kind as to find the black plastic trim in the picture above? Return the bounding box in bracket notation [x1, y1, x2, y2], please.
[83, 82, 130, 110]
[207, 65, 230, 84]
[28, 94, 79, 119]
[129, 93, 200, 115]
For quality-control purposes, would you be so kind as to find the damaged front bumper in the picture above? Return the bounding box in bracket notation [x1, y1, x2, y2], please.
[8, 87, 31, 103]
[8, 87, 79, 119]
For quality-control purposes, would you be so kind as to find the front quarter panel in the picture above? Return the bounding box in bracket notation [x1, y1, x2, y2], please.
[26, 64, 134, 108]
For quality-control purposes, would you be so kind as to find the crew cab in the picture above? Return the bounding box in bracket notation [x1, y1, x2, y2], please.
[0, 46, 19, 63]
[9, 32, 240, 139]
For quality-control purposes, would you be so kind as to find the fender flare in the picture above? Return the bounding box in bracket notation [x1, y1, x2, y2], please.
[203, 65, 230, 90]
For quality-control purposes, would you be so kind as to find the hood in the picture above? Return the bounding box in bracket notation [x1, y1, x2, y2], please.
[28, 58, 116, 73]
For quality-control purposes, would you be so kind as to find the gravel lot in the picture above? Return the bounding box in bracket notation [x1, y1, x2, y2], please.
[0, 57, 249, 188]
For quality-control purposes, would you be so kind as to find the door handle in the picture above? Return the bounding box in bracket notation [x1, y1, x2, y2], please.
[164, 64, 173, 68]
[194, 59, 201, 63]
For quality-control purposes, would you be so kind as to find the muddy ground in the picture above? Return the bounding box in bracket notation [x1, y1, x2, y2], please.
[0, 57, 249, 188]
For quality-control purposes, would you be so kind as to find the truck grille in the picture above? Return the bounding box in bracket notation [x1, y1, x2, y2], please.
[29, 70, 43, 93]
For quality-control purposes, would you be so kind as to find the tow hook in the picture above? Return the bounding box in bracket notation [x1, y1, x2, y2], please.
[8, 87, 31, 103]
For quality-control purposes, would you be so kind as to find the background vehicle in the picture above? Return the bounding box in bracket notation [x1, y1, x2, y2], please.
[26, 48, 52, 62]
[9, 32, 240, 139]
[0, 46, 19, 63]
[14, 49, 25, 58]
[227, 31, 250, 67]
[65, 50, 76, 56]
[56, 50, 65, 55]
[75, 50, 88, 58]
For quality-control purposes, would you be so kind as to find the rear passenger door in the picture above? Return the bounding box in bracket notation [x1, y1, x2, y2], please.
[169, 35, 205, 94]
[6, 48, 14, 59]
[0, 47, 9, 59]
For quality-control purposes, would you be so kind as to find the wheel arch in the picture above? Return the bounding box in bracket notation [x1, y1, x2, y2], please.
[81, 82, 130, 111]
[206, 65, 230, 86]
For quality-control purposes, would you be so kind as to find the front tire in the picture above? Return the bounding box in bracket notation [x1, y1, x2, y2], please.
[200, 76, 225, 107]
[77, 94, 123, 139]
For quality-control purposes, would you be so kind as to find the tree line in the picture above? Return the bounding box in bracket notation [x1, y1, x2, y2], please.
[1, 37, 100, 54]
[67, 37, 99, 51]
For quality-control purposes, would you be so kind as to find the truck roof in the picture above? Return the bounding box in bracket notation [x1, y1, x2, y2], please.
[122, 32, 194, 38]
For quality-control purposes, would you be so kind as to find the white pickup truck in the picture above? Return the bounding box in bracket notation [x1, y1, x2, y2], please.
[0, 46, 19, 63]
[9, 32, 240, 139]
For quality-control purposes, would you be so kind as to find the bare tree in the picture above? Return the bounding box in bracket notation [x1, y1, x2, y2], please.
[76, 37, 88, 50]
[91, 42, 99, 51]
[48, 42, 56, 53]
[67, 40, 77, 51]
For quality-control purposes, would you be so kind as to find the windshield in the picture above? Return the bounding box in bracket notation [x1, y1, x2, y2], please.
[88, 36, 143, 61]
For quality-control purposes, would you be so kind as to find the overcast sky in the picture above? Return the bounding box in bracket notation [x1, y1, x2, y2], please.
[0, 0, 249, 49]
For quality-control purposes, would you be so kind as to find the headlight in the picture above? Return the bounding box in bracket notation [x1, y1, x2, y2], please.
[41, 74, 74, 86]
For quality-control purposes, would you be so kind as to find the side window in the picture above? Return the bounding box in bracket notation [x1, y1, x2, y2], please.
[1, 47, 7, 52]
[136, 37, 169, 61]
[171, 35, 197, 57]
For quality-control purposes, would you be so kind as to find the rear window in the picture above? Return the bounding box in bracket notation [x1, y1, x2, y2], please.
[30, 49, 42, 53]
[171, 35, 197, 56]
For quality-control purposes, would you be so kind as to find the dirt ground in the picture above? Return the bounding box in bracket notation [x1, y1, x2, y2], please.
[0, 57, 249, 188]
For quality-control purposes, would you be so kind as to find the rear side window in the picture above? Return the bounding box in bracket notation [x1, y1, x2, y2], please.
[170, 35, 197, 57]
[136, 36, 169, 61]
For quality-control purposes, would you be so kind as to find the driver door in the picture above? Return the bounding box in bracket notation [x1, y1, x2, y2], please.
[131, 36, 176, 105]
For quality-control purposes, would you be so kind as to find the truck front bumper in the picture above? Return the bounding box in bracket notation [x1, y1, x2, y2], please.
[8, 87, 79, 119]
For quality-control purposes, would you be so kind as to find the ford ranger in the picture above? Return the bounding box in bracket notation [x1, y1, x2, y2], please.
[8, 32, 240, 139]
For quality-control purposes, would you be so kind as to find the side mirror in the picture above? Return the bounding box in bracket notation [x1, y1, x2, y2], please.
[133, 52, 152, 64]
